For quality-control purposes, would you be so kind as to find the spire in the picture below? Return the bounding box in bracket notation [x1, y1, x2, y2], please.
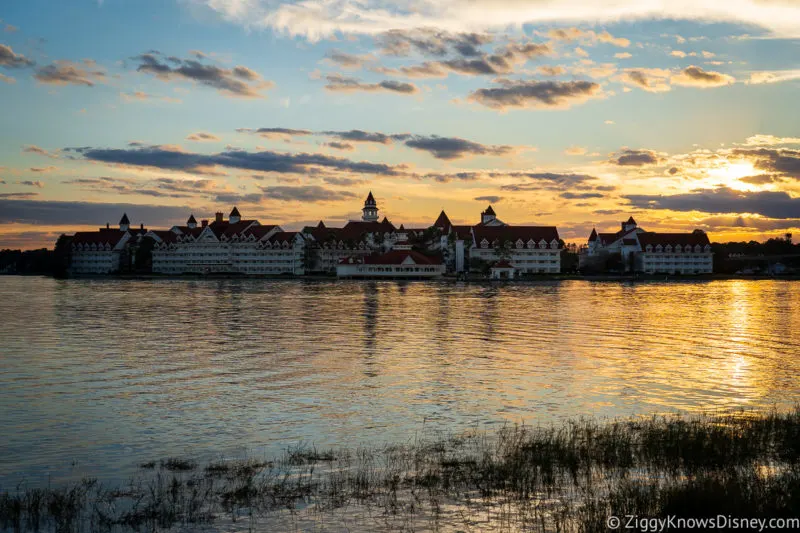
[362, 191, 379, 222]
[119, 213, 130, 231]
[484, 205, 496, 216]
[317, 220, 326, 229]
[229, 206, 241, 223]
[434, 210, 451, 229]
[399, 224, 405, 231]
[589, 228, 598, 242]
[187, 214, 198, 229]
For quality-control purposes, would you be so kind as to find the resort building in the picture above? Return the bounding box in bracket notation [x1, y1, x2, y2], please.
[302, 192, 398, 273]
[336, 230, 445, 279]
[69, 214, 146, 274]
[581, 217, 713, 274]
[442, 205, 562, 275]
[148, 208, 306, 275]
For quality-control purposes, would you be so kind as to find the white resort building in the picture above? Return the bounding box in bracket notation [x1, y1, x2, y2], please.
[63, 193, 570, 278]
[147, 208, 306, 275]
[582, 217, 713, 274]
[441, 205, 562, 275]
[336, 229, 445, 279]
[69, 214, 145, 274]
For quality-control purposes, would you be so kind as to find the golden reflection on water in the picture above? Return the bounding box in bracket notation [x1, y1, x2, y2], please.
[0, 277, 799, 486]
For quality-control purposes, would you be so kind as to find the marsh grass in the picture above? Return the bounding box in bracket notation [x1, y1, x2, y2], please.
[3, 408, 800, 532]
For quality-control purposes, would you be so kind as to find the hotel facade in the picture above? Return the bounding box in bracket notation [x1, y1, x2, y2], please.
[581, 217, 714, 274]
[64, 192, 712, 277]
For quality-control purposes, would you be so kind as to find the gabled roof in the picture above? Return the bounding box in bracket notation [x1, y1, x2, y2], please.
[638, 231, 710, 249]
[317, 221, 326, 229]
[472, 225, 560, 245]
[450, 225, 473, 239]
[149, 230, 178, 244]
[434, 210, 451, 229]
[588, 228, 598, 242]
[483, 206, 496, 216]
[119, 213, 130, 225]
[362, 250, 442, 265]
[341, 219, 396, 240]
[244, 225, 279, 240]
[265, 231, 301, 244]
[365, 191, 376, 205]
[626, 216, 637, 225]
[187, 214, 197, 224]
[73, 229, 128, 247]
[230, 206, 241, 217]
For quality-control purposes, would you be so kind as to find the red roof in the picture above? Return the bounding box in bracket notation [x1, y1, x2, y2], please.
[362, 250, 442, 265]
[638, 231, 710, 249]
[340, 220, 396, 240]
[265, 231, 300, 244]
[150, 230, 178, 244]
[472, 225, 560, 246]
[244, 225, 279, 239]
[72, 229, 127, 247]
[450, 225, 473, 239]
[434, 210, 451, 229]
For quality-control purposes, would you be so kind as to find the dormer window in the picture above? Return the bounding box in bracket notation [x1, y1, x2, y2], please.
[656, 245, 663, 252]
[704, 245, 711, 252]
[694, 244, 702, 252]
[516, 239, 524, 249]
[665, 245, 672, 252]
[539, 239, 547, 249]
[527, 239, 536, 248]
[646, 245, 653, 252]
[675, 245, 682, 253]
[550, 239, 559, 249]
[480, 239, 489, 249]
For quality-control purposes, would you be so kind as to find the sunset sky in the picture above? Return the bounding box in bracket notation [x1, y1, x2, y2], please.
[1, 0, 799, 249]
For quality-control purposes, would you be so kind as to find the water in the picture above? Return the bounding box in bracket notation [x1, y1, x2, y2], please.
[1, 277, 799, 488]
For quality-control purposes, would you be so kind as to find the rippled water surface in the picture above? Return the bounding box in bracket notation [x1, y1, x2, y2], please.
[2, 277, 799, 487]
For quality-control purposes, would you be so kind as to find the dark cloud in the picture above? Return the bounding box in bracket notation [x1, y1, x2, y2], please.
[732, 148, 800, 178]
[0, 44, 34, 68]
[22, 145, 58, 158]
[325, 50, 372, 69]
[474, 195, 503, 203]
[34, 60, 105, 86]
[672, 65, 734, 87]
[134, 52, 272, 98]
[611, 149, 660, 166]
[739, 174, 780, 185]
[403, 135, 514, 160]
[0, 192, 38, 200]
[619, 69, 671, 92]
[594, 209, 623, 215]
[238, 127, 314, 138]
[560, 192, 604, 199]
[0, 199, 192, 226]
[324, 74, 417, 94]
[468, 79, 602, 110]
[325, 141, 355, 151]
[322, 129, 405, 144]
[377, 29, 493, 58]
[70, 145, 403, 176]
[262, 185, 358, 202]
[19, 180, 44, 188]
[186, 132, 220, 142]
[624, 187, 800, 219]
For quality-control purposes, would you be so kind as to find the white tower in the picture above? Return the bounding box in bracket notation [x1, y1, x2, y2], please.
[362, 192, 378, 222]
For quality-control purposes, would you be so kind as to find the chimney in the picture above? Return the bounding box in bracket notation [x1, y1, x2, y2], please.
[215, 211, 224, 223]
[201, 219, 209, 227]
[140, 223, 144, 230]
[106, 223, 109, 229]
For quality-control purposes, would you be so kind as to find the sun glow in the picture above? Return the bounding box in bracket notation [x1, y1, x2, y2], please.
[706, 162, 760, 190]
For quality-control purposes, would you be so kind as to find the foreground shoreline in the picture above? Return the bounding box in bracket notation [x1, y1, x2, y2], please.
[3, 408, 800, 532]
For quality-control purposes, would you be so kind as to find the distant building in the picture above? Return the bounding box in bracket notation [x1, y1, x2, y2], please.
[336, 229, 444, 279]
[302, 192, 397, 273]
[148, 208, 306, 275]
[442, 205, 562, 275]
[582, 217, 713, 274]
[69, 214, 146, 274]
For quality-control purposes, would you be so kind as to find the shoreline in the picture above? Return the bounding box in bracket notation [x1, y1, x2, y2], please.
[2, 408, 799, 532]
